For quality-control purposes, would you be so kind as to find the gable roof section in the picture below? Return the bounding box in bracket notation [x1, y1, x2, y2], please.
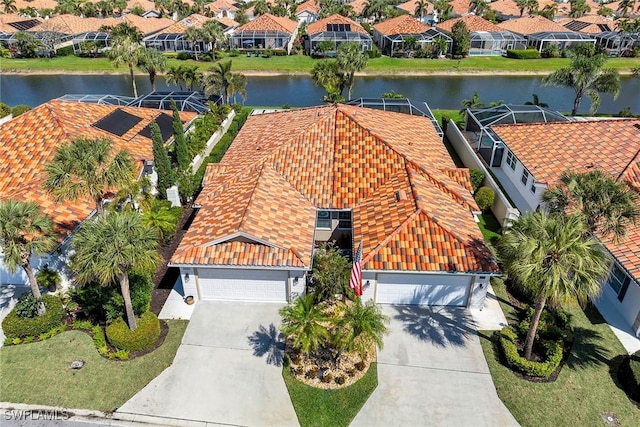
[0, 100, 196, 238]
[437, 15, 503, 33]
[156, 14, 211, 35]
[497, 15, 573, 35]
[236, 13, 298, 33]
[173, 105, 497, 273]
[296, 0, 320, 14]
[374, 15, 431, 35]
[308, 14, 368, 35]
[396, 0, 434, 15]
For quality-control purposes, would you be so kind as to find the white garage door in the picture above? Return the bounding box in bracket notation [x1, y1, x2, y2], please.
[376, 274, 470, 306]
[198, 268, 287, 302]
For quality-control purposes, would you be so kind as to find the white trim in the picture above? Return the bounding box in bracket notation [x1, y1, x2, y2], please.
[364, 269, 501, 276]
[169, 262, 309, 271]
[201, 231, 280, 249]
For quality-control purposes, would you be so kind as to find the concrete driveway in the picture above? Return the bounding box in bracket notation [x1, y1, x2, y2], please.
[351, 305, 519, 427]
[118, 301, 298, 426]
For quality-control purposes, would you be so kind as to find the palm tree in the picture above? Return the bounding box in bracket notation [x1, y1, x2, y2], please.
[524, 93, 549, 108]
[107, 37, 145, 97]
[0, 200, 56, 316]
[539, 3, 557, 20]
[137, 47, 167, 92]
[469, 0, 487, 15]
[201, 20, 224, 61]
[141, 203, 178, 243]
[279, 294, 331, 355]
[617, 0, 637, 17]
[72, 211, 159, 330]
[182, 64, 200, 91]
[184, 26, 203, 61]
[543, 43, 620, 116]
[497, 211, 610, 360]
[542, 170, 639, 242]
[311, 59, 346, 103]
[43, 137, 135, 215]
[109, 176, 154, 213]
[569, 0, 591, 18]
[335, 299, 389, 358]
[228, 72, 248, 104]
[2, 0, 18, 13]
[336, 42, 368, 101]
[166, 65, 186, 90]
[363, 0, 386, 22]
[414, 0, 429, 21]
[252, 0, 269, 16]
[204, 60, 247, 104]
[460, 91, 484, 116]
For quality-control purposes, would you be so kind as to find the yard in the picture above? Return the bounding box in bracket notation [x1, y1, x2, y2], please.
[1, 55, 638, 75]
[480, 279, 640, 427]
[0, 320, 187, 412]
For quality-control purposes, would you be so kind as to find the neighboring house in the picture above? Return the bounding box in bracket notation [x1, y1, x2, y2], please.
[497, 15, 596, 52]
[307, 14, 373, 54]
[595, 30, 640, 56]
[206, 0, 240, 20]
[170, 104, 499, 307]
[295, 0, 320, 24]
[557, 15, 614, 35]
[396, 0, 437, 25]
[0, 100, 196, 285]
[229, 13, 299, 53]
[471, 117, 640, 336]
[437, 15, 526, 55]
[212, 16, 240, 37]
[143, 14, 213, 54]
[0, 14, 42, 48]
[372, 15, 451, 56]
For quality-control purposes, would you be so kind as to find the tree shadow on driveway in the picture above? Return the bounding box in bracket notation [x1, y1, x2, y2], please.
[392, 305, 476, 347]
[247, 323, 285, 366]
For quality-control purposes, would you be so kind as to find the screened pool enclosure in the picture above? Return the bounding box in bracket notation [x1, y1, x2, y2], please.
[469, 31, 526, 56]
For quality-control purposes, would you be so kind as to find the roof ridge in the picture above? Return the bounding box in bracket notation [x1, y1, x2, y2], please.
[362, 209, 422, 265]
[44, 101, 74, 143]
[237, 163, 265, 234]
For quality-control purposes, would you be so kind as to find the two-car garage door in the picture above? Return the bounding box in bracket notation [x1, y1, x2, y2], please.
[198, 269, 287, 302]
[376, 273, 471, 307]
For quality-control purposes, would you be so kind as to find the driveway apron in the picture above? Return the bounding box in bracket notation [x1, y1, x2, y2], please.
[350, 305, 519, 427]
[118, 301, 298, 426]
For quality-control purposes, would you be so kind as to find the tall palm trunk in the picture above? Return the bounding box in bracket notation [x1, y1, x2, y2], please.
[119, 274, 138, 330]
[128, 63, 138, 98]
[149, 71, 156, 92]
[572, 89, 583, 116]
[524, 295, 546, 360]
[23, 262, 46, 315]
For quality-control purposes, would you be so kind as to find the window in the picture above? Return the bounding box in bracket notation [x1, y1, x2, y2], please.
[521, 169, 530, 186]
[607, 264, 626, 295]
[506, 151, 517, 171]
[316, 210, 331, 229]
[530, 180, 536, 194]
[338, 211, 352, 229]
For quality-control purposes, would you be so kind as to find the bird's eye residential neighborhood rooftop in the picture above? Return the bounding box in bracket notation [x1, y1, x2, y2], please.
[170, 104, 499, 307]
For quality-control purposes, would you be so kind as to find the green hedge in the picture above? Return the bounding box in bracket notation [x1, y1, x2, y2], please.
[499, 327, 563, 378]
[2, 295, 65, 339]
[105, 311, 160, 352]
[506, 49, 540, 59]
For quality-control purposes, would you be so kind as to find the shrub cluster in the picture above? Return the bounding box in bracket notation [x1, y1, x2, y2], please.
[474, 186, 495, 211]
[499, 327, 563, 378]
[2, 295, 64, 339]
[14, 294, 40, 318]
[506, 49, 540, 59]
[469, 169, 485, 193]
[105, 311, 160, 352]
[367, 46, 382, 58]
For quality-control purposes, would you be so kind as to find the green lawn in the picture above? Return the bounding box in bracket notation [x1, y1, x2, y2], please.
[0, 320, 187, 412]
[2, 55, 639, 75]
[480, 279, 640, 427]
[283, 363, 378, 427]
[478, 212, 502, 245]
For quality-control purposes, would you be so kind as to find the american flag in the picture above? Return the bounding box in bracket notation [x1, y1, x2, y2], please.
[349, 241, 363, 297]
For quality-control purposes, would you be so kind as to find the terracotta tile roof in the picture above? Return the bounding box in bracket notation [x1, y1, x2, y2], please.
[296, 0, 320, 14]
[308, 14, 368, 35]
[117, 14, 174, 36]
[449, 0, 472, 16]
[373, 15, 431, 36]
[396, 0, 434, 15]
[29, 14, 104, 35]
[13, 0, 58, 11]
[437, 15, 504, 33]
[213, 16, 239, 29]
[0, 14, 42, 33]
[557, 15, 614, 34]
[236, 13, 298, 33]
[156, 13, 211, 35]
[349, 0, 369, 15]
[207, 0, 239, 12]
[497, 14, 574, 35]
[173, 105, 497, 274]
[0, 100, 196, 239]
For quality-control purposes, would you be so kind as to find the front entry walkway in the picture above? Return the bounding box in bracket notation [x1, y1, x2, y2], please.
[350, 305, 519, 427]
[118, 301, 298, 426]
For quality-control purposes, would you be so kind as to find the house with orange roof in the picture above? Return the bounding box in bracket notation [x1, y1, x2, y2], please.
[465, 117, 640, 341]
[395, 0, 438, 25]
[143, 14, 214, 54]
[557, 15, 615, 35]
[295, 0, 320, 24]
[497, 14, 596, 52]
[0, 100, 196, 285]
[372, 15, 451, 56]
[169, 104, 499, 307]
[206, 0, 240, 20]
[437, 15, 526, 55]
[307, 14, 372, 54]
[229, 13, 299, 53]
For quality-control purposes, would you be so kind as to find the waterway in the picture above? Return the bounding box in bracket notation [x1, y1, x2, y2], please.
[0, 74, 639, 114]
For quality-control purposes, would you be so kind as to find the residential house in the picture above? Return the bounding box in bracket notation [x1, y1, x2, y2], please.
[373, 15, 451, 56]
[307, 14, 373, 54]
[295, 0, 320, 24]
[0, 100, 196, 285]
[206, 0, 240, 20]
[229, 13, 299, 53]
[143, 14, 213, 54]
[395, 0, 437, 25]
[497, 14, 596, 52]
[557, 15, 615, 35]
[437, 15, 526, 55]
[170, 104, 499, 307]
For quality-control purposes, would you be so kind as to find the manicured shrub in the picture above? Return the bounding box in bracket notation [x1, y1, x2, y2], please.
[72, 319, 93, 330]
[499, 327, 563, 378]
[36, 267, 61, 292]
[474, 186, 495, 211]
[176, 52, 192, 60]
[11, 105, 31, 117]
[109, 349, 130, 360]
[14, 294, 40, 318]
[105, 311, 160, 352]
[469, 169, 485, 193]
[2, 295, 64, 338]
[506, 49, 540, 59]
[366, 46, 381, 58]
[262, 49, 273, 58]
[541, 45, 559, 58]
[0, 102, 10, 118]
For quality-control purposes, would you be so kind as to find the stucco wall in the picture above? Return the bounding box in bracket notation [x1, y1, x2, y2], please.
[498, 148, 544, 213]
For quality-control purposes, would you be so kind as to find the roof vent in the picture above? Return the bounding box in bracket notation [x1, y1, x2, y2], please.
[395, 190, 407, 202]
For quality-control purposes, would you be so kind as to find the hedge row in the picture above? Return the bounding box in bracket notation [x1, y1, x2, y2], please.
[499, 326, 563, 378]
[506, 49, 540, 59]
[105, 311, 160, 352]
[2, 295, 65, 339]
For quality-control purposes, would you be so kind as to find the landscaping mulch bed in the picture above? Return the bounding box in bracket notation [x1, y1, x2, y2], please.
[150, 205, 195, 315]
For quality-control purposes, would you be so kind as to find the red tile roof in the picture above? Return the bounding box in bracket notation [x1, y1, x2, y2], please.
[307, 14, 369, 35]
[497, 14, 574, 35]
[295, 0, 320, 14]
[172, 105, 498, 274]
[236, 13, 298, 34]
[373, 15, 431, 36]
[155, 13, 211, 35]
[0, 100, 196, 239]
[437, 15, 504, 33]
[396, 0, 434, 15]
